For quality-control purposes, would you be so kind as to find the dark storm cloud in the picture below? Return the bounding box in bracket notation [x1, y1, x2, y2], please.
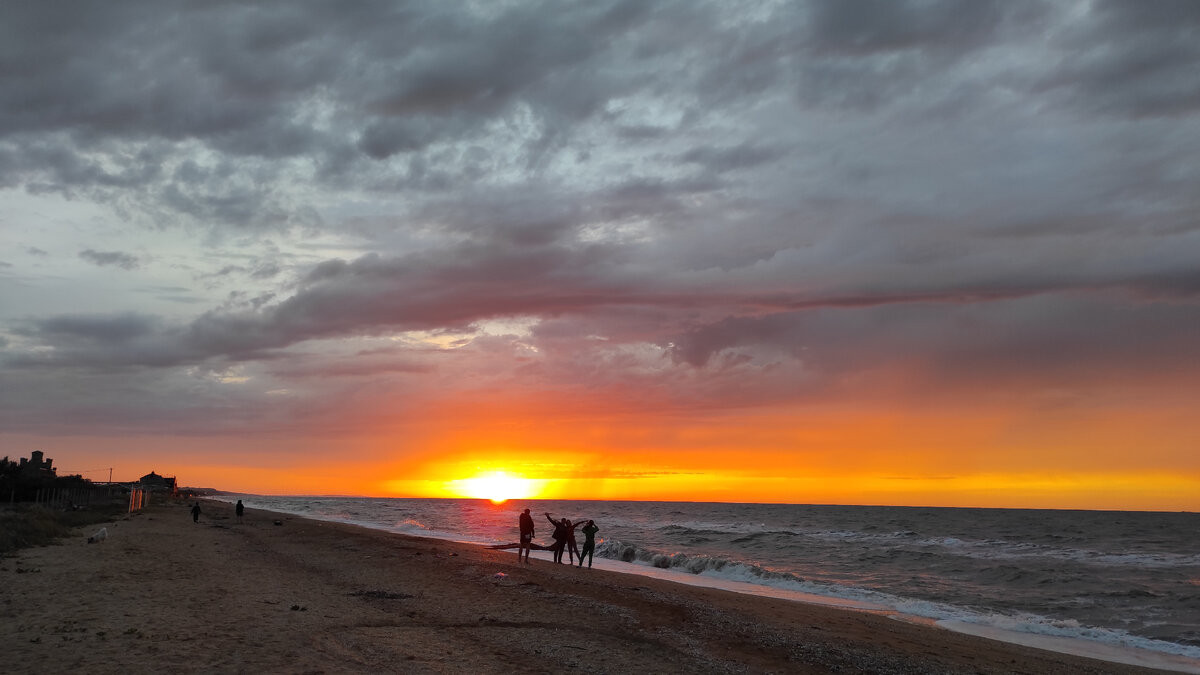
[79, 249, 140, 270]
[0, 0, 667, 228]
[787, 0, 1048, 111]
[13, 234, 1200, 375]
[2, 0, 1200, 436]
[25, 313, 158, 343]
[664, 296, 1200, 402]
[1037, 0, 1200, 118]
[679, 143, 787, 174]
[803, 0, 1019, 55]
[9, 240, 629, 369]
[1, 0, 1195, 235]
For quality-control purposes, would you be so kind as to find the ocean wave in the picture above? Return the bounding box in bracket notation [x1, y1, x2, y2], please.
[596, 539, 806, 584]
[657, 524, 734, 538]
[656, 521, 790, 536]
[789, 528, 1200, 569]
[593, 538, 1200, 661]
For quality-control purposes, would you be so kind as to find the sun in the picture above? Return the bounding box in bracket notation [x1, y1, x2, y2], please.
[450, 471, 537, 503]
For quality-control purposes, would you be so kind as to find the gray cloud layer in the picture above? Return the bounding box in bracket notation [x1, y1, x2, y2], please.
[1, 0, 1198, 436]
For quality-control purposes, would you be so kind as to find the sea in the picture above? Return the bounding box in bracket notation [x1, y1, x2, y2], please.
[209, 496, 1200, 672]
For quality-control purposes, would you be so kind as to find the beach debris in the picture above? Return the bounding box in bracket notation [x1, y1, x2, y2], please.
[274, 520, 283, 526]
[290, 604, 308, 611]
[493, 572, 508, 580]
[87, 527, 107, 544]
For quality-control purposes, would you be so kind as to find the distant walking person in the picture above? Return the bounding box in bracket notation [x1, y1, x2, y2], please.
[235, 499, 245, 523]
[578, 520, 599, 568]
[191, 502, 201, 523]
[546, 512, 567, 563]
[518, 508, 535, 564]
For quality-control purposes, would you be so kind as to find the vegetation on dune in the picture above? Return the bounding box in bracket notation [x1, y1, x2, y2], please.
[0, 502, 129, 555]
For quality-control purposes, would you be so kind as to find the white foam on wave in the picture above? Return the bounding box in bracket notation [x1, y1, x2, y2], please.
[599, 552, 1200, 671]
[938, 620, 1200, 674]
[571, 554, 889, 612]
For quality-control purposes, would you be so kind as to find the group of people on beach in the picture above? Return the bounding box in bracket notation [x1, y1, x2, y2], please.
[517, 508, 599, 568]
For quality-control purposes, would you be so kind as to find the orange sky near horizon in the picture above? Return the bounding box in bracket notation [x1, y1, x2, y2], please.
[7, 391, 1197, 512]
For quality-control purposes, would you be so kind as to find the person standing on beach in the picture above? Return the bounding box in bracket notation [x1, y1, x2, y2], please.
[578, 520, 599, 568]
[518, 508, 535, 563]
[235, 499, 245, 523]
[191, 502, 201, 523]
[564, 518, 581, 565]
[546, 512, 567, 563]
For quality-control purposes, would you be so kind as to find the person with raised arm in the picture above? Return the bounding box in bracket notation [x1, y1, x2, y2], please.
[545, 512, 567, 563]
[564, 518, 582, 565]
[578, 520, 599, 568]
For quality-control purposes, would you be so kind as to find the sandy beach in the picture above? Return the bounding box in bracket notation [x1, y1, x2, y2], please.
[0, 500, 1177, 674]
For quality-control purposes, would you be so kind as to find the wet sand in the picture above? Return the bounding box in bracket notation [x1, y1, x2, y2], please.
[0, 500, 1175, 674]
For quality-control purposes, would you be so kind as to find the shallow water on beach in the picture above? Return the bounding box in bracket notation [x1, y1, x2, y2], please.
[212, 496, 1200, 665]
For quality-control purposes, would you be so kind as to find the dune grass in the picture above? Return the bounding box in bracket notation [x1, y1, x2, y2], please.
[0, 502, 128, 555]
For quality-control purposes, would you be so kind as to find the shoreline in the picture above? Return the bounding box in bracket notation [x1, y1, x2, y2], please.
[207, 494, 1200, 672]
[2, 500, 1192, 674]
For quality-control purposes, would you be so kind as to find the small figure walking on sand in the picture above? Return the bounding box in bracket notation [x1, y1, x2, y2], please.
[235, 499, 245, 523]
[518, 508, 535, 564]
[578, 520, 599, 568]
[191, 502, 202, 523]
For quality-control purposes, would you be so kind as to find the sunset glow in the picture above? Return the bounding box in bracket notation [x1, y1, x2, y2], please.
[443, 471, 543, 504]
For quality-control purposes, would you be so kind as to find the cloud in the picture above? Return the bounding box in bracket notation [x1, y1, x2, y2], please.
[1, 0, 1199, 444]
[1036, 0, 1200, 118]
[78, 249, 141, 270]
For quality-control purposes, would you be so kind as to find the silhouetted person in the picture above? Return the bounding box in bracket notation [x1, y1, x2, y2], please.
[564, 518, 581, 564]
[191, 502, 201, 523]
[235, 499, 244, 523]
[546, 512, 567, 563]
[578, 520, 599, 568]
[518, 508, 535, 563]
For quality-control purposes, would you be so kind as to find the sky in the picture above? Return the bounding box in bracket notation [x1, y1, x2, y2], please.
[1, 0, 1198, 510]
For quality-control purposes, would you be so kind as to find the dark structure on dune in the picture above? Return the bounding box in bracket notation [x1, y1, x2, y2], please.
[138, 471, 178, 495]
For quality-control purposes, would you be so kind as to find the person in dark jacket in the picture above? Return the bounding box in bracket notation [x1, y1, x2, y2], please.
[518, 508, 535, 563]
[545, 512, 567, 563]
[578, 520, 599, 568]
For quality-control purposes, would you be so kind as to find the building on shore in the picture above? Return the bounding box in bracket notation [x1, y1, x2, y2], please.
[18, 450, 56, 479]
[139, 471, 178, 494]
